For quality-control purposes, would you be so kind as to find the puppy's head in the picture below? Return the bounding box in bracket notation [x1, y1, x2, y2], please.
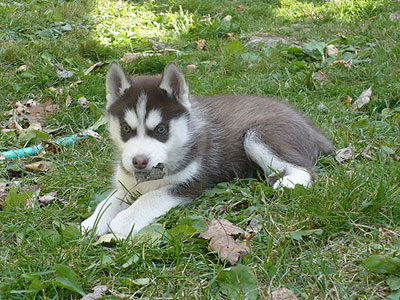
[105, 62, 191, 177]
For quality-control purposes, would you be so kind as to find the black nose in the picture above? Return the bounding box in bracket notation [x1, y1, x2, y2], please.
[133, 155, 149, 169]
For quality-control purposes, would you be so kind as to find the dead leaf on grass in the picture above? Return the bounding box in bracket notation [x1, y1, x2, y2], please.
[69, 80, 83, 88]
[81, 285, 108, 300]
[28, 121, 42, 131]
[65, 95, 72, 107]
[196, 39, 206, 50]
[94, 233, 126, 245]
[48, 87, 63, 95]
[38, 192, 57, 205]
[200, 219, 251, 263]
[57, 69, 74, 79]
[120, 52, 142, 63]
[185, 64, 197, 72]
[313, 71, 328, 82]
[344, 96, 352, 106]
[17, 65, 29, 72]
[335, 144, 355, 163]
[352, 87, 372, 110]
[24, 161, 53, 172]
[331, 59, 352, 68]
[325, 44, 339, 57]
[78, 97, 89, 108]
[267, 288, 298, 300]
[83, 62, 105, 76]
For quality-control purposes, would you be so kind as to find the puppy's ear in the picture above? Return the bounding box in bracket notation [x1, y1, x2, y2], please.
[159, 62, 190, 111]
[106, 62, 131, 109]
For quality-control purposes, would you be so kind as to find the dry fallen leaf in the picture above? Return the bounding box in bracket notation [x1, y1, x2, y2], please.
[344, 96, 352, 106]
[17, 65, 29, 72]
[81, 285, 108, 300]
[267, 288, 297, 300]
[28, 121, 42, 130]
[69, 80, 83, 88]
[24, 161, 53, 172]
[185, 64, 197, 72]
[352, 87, 372, 110]
[94, 233, 126, 245]
[196, 39, 206, 50]
[48, 87, 63, 95]
[200, 219, 250, 263]
[38, 192, 57, 205]
[65, 95, 72, 107]
[335, 144, 355, 163]
[83, 62, 105, 76]
[78, 97, 89, 108]
[120, 52, 142, 63]
[313, 71, 328, 82]
[325, 44, 339, 57]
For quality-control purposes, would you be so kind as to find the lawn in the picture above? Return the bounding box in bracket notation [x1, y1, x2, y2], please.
[0, 0, 399, 299]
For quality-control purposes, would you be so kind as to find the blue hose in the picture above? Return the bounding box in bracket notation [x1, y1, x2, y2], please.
[1, 131, 89, 160]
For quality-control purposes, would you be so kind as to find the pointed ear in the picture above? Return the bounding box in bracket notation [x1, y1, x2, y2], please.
[106, 62, 131, 109]
[159, 62, 190, 111]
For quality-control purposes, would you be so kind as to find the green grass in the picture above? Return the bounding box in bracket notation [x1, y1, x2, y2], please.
[1, 0, 400, 299]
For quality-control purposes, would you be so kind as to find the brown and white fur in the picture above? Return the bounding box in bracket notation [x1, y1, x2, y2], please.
[81, 62, 333, 237]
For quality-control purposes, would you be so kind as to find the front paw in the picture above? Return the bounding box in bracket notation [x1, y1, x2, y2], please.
[81, 216, 110, 236]
[109, 211, 144, 238]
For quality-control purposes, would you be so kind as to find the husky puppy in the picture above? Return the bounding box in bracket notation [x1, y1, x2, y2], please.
[81, 62, 333, 237]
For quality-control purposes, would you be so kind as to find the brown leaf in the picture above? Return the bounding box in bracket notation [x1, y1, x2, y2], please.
[48, 87, 63, 95]
[38, 192, 57, 205]
[246, 216, 262, 234]
[43, 99, 58, 114]
[8, 118, 23, 133]
[236, 5, 245, 10]
[81, 285, 108, 300]
[335, 144, 354, 163]
[120, 52, 142, 63]
[185, 64, 197, 72]
[65, 95, 72, 107]
[200, 219, 250, 263]
[28, 121, 42, 130]
[267, 288, 297, 300]
[83, 62, 105, 76]
[24, 161, 53, 172]
[352, 87, 372, 110]
[17, 65, 29, 72]
[78, 97, 89, 108]
[343, 96, 352, 106]
[195, 39, 206, 50]
[41, 141, 61, 153]
[313, 71, 328, 82]
[325, 44, 339, 57]
[69, 80, 83, 88]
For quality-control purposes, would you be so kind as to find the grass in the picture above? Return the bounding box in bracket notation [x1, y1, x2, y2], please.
[1, 0, 400, 299]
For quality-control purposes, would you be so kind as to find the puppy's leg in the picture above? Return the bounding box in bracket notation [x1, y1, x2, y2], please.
[109, 187, 186, 238]
[81, 189, 129, 236]
[244, 131, 312, 189]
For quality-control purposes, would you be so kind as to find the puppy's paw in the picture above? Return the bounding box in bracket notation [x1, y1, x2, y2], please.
[81, 216, 110, 237]
[109, 211, 141, 238]
[273, 175, 312, 190]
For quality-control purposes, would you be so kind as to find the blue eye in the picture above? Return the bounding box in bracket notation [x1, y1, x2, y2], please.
[122, 124, 131, 133]
[155, 125, 167, 135]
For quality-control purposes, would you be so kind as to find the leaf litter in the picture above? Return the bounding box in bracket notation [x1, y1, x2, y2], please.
[200, 218, 251, 263]
[352, 87, 372, 110]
